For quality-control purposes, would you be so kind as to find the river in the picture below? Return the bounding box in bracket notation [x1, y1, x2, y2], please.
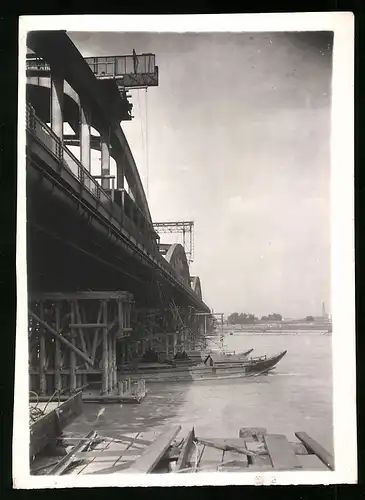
[66, 332, 333, 462]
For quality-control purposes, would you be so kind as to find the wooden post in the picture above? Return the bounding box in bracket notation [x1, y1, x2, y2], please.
[70, 303, 77, 393]
[117, 299, 123, 334]
[39, 302, 47, 395]
[112, 332, 117, 390]
[108, 333, 113, 392]
[173, 333, 177, 356]
[102, 301, 108, 394]
[74, 301, 89, 370]
[55, 302, 61, 392]
[91, 303, 102, 364]
[165, 334, 169, 357]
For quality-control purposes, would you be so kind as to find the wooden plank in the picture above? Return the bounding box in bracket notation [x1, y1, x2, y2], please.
[198, 438, 255, 457]
[198, 444, 224, 471]
[47, 430, 97, 475]
[71, 436, 119, 475]
[55, 391, 83, 429]
[127, 426, 181, 473]
[30, 392, 83, 458]
[221, 449, 248, 469]
[176, 428, 195, 471]
[74, 449, 140, 459]
[295, 432, 334, 471]
[84, 433, 142, 475]
[263, 434, 301, 470]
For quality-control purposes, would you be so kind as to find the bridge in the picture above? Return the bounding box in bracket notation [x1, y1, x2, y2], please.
[26, 31, 214, 398]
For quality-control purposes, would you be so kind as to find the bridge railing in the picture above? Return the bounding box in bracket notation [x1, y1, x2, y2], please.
[26, 105, 159, 258]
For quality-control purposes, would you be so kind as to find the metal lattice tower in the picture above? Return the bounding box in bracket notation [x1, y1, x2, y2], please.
[153, 221, 194, 263]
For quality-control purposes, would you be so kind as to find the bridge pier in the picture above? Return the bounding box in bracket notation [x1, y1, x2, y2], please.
[101, 131, 111, 190]
[80, 104, 91, 172]
[50, 74, 64, 142]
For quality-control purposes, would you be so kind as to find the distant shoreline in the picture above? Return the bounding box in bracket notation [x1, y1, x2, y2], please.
[220, 322, 332, 333]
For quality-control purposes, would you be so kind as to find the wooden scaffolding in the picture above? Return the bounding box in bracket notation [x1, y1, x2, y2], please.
[28, 291, 134, 396]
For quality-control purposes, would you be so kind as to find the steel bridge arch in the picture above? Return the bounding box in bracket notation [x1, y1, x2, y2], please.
[26, 31, 152, 222]
[164, 243, 190, 287]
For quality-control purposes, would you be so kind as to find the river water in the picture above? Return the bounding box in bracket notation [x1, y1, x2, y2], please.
[66, 333, 333, 460]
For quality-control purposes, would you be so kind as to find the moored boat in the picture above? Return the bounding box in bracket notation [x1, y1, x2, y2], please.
[120, 350, 287, 383]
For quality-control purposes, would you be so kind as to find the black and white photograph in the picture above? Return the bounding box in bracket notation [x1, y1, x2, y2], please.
[14, 14, 356, 487]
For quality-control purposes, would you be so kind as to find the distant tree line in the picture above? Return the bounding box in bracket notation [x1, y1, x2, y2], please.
[260, 313, 283, 321]
[227, 312, 257, 324]
[227, 312, 284, 324]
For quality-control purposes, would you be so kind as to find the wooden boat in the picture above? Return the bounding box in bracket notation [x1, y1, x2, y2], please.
[243, 350, 287, 374]
[120, 350, 287, 383]
[32, 425, 333, 475]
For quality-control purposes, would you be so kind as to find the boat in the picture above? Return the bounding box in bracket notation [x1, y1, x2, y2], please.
[120, 350, 287, 383]
[243, 350, 287, 374]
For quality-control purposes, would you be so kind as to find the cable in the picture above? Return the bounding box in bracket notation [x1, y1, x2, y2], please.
[137, 90, 146, 179]
[145, 89, 149, 199]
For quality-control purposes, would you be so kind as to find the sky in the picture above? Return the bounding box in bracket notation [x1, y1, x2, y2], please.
[68, 31, 333, 319]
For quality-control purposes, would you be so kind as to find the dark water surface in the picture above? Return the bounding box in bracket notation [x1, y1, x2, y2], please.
[66, 333, 333, 455]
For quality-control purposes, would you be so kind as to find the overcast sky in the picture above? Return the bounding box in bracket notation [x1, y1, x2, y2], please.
[69, 31, 333, 319]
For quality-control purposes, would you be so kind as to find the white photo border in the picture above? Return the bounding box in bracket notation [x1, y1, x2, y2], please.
[14, 12, 356, 488]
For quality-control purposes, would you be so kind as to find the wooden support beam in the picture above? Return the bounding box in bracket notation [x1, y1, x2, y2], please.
[73, 301, 89, 371]
[112, 332, 117, 389]
[108, 333, 113, 392]
[91, 304, 102, 364]
[39, 302, 47, 395]
[102, 301, 108, 394]
[295, 432, 334, 471]
[55, 302, 62, 392]
[29, 311, 94, 366]
[117, 299, 123, 329]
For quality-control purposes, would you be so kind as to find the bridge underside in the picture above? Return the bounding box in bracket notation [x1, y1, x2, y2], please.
[27, 166, 200, 310]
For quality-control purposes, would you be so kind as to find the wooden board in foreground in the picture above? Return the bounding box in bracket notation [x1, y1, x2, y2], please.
[263, 434, 301, 470]
[176, 427, 195, 471]
[127, 426, 182, 474]
[295, 432, 334, 471]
